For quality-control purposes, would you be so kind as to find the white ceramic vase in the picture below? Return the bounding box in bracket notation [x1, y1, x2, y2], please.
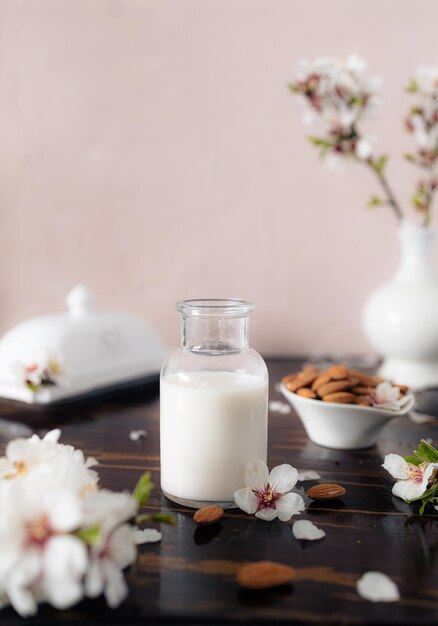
[363, 221, 438, 390]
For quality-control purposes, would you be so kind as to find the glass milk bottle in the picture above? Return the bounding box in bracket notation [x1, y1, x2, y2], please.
[160, 299, 268, 508]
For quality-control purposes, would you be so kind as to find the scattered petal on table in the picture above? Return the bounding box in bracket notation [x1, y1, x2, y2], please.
[134, 529, 162, 544]
[297, 470, 321, 481]
[292, 520, 326, 541]
[269, 400, 291, 415]
[356, 571, 400, 602]
[129, 430, 147, 441]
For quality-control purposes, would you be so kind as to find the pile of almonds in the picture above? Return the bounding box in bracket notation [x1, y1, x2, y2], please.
[282, 364, 409, 406]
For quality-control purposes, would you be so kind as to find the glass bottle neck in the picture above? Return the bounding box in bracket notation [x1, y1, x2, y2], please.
[180, 315, 249, 353]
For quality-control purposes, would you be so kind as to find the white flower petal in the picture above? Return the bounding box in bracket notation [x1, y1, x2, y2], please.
[108, 525, 137, 570]
[44, 535, 88, 581]
[48, 492, 83, 532]
[382, 454, 410, 480]
[392, 479, 425, 501]
[43, 536, 88, 609]
[134, 528, 162, 544]
[356, 571, 400, 602]
[268, 464, 298, 493]
[244, 460, 269, 490]
[102, 560, 128, 609]
[129, 430, 147, 441]
[276, 493, 305, 521]
[292, 520, 326, 541]
[297, 470, 321, 482]
[43, 429, 61, 443]
[356, 137, 373, 160]
[6, 551, 41, 617]
[234, 487, 258, 515]
[255, 507, 277, 521]
[423, 462, 438, 485]
[85, 560, 104, 598]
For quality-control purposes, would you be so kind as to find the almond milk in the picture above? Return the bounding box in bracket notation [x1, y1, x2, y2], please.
[160, 370, 268, 504]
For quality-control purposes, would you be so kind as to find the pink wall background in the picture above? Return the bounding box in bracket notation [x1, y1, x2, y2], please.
[1, 0, 438, 356]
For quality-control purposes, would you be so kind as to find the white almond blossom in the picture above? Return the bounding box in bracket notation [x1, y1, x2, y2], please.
[85, 524, 137, 609]
[412, 66, 438, 95]
[292, 54, 380, 134]
[0, 429, 98, 494]
[0, 473, 87, 616]
[12, 354, 63, 393]
[234, 460, 305, 521]
[382, 454, 438, 501]
[356, 571, 400, 602]
[370, 382, 402, 409]
[82, 489, 140, 608]
[356, 136, 374, 160]
[292, 520, 326, 541]
[0, 429, 169, 616]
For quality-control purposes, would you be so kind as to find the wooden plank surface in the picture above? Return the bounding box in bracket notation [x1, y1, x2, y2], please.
[0, 358, 437, 625]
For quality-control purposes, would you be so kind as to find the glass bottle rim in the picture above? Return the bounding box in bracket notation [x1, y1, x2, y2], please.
[176, 298, 254, 318]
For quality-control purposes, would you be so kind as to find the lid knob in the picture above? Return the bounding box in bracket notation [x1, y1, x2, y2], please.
[66, 286, 93, 316]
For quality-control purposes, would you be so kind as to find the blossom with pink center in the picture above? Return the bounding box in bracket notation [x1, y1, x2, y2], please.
[370, 382, 402, 409]
[382, 453, 438, 501]
[234, 460, 305, 521]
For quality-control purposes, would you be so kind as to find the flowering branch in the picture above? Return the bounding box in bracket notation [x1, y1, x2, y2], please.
[366, 156, 404, 221]
[288, 56, 438, 226]
[404, 68, 438, 226]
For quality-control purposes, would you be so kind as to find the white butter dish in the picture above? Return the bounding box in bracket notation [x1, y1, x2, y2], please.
[0, 286, 166, 404]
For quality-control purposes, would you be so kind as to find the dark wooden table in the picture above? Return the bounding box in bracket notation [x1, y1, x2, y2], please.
[0, 358, 437, 625]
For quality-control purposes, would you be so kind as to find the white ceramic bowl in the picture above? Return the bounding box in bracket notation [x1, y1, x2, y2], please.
[280, 384, 415, 450]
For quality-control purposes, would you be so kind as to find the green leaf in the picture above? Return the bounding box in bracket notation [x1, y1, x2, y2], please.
[407, 482, 438, 504]
[367, 194, 384, 208]
[308, 136, 331, 148]
[149, 513, 176, 525]
[133, 472, 154, 507]
[404, 455, 422, 466]
[75, 525, 101, 545]
[413, 439, 438, 463]
[404, 153, 416, 163]
[370, 154, 388, 174]
[308, 135, 332, 157]
[406, 79, 419, 93]
[418, 490, 437, 515]
[136, 512, 176, 526]
[287, 83, 300, 94]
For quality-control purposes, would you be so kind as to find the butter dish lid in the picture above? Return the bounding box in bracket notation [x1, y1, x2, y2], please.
[0, 286, 166, 404]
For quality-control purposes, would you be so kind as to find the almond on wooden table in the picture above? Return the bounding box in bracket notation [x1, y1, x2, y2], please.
[193, 505, 224, 526]
[307, 483, 346, 500]
[237, 561, 296, 590]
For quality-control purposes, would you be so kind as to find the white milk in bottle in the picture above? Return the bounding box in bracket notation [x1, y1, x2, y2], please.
[160, 300, 268, 508]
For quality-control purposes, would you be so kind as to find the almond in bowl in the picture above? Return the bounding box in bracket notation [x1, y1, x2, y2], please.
[280, 364, 415, 450]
